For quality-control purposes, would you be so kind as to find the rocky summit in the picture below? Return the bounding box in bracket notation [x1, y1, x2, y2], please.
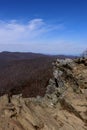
[0, 57, 87, 130]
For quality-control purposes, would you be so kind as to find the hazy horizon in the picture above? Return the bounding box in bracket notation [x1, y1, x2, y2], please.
[0, 0, 87, 55]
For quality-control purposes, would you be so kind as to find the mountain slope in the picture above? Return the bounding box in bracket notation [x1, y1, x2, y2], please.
[0, 52, 76, 97]
[0, 57, 87, 130]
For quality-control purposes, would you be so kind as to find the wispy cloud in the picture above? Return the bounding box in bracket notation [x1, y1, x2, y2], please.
[0, 18, 64, 44]
[0, 18, 86, 55]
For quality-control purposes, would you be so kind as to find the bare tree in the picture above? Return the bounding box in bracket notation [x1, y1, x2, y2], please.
[82, 49, 87, 58]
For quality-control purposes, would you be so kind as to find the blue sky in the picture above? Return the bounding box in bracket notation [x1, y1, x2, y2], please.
[0, 0, 87, 55]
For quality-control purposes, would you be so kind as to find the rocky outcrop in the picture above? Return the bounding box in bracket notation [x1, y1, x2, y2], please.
[0, 57, 87, 130]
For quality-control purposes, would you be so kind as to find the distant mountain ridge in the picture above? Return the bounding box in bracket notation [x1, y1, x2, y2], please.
[0, 51, 47, 61]
[0, 51, 77, 61]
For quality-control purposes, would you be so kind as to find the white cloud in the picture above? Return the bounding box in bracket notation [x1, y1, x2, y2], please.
[0, 18, 63, 44]
[0, 19, 86, 55]
[28, 19, 45, 30]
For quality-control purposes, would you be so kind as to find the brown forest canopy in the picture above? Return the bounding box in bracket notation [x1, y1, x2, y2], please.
[0, 52, 77, 97]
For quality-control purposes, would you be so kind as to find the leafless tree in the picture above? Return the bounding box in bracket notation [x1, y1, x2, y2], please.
[82, 49, 87, 58]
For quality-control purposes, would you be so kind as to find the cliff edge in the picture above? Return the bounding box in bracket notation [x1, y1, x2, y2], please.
[0, 57, 87, 130]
